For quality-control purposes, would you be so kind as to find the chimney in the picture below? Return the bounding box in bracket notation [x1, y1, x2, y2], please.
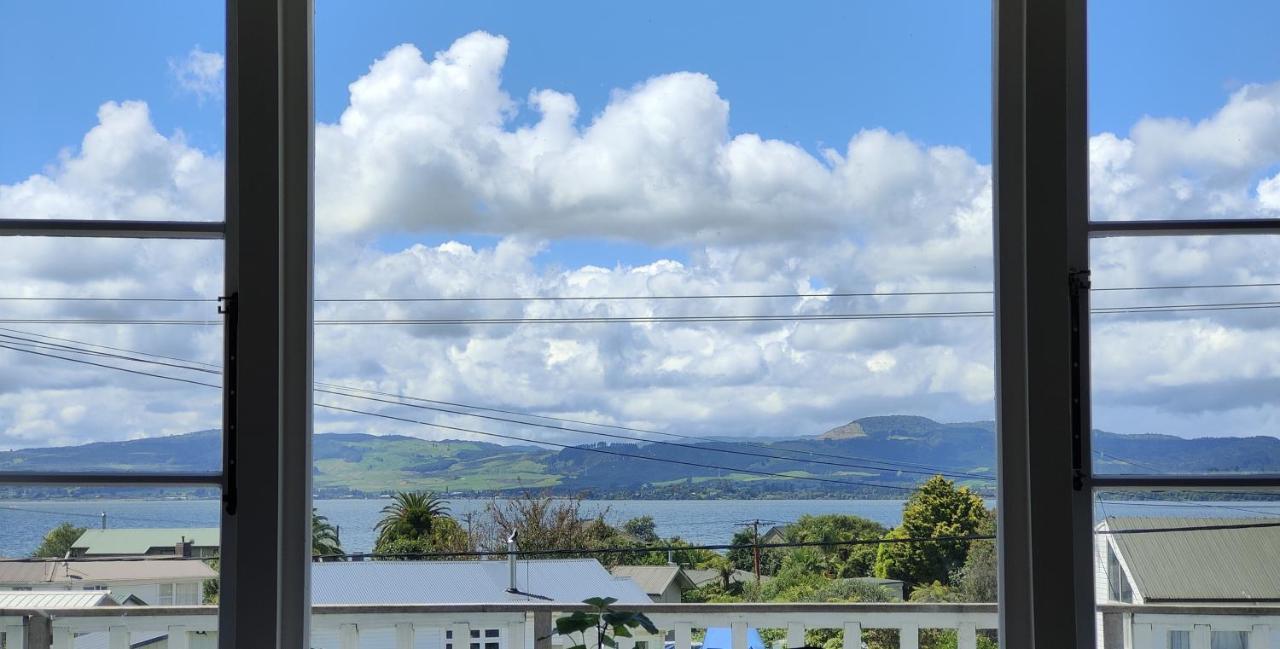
[176, 536, 191, 558]
[506, 530, 520, 593]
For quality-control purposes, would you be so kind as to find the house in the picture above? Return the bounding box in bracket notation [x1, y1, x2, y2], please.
[0, 590, 125, 608]
[71, 528, 220, 558]
[0, 557, 214, 605]
[311, 559, 650, 649]
[1095, 517, 1280, 648]
[759, 526, 787, 544]
[609, 565, 696, 603]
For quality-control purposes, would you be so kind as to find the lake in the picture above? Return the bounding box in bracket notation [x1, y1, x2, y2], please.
[2, 497, 1277, 558]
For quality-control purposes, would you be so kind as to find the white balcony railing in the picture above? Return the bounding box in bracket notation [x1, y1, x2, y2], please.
[0, 603, 997, 649]
[6, 602, 1277, 649]
[1098, 604, 1280, 649]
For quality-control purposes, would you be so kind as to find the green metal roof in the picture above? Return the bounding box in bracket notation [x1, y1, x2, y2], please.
[1105, 517, 1280, 602]
[72, 528, 220, 555]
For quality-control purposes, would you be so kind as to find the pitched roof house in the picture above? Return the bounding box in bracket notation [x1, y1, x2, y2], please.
[608, 565, 696, 603]
[71, 528, 220, 558]
[0, 557, 216, 605]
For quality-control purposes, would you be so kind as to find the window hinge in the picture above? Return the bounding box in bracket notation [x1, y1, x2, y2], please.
[220, 293, 239, 515]
[1068, 269, 1091, 491]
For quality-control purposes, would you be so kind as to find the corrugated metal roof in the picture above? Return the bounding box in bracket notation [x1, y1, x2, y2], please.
[1105, 517, 1280, 602]
[0, 590, 116, 608]
[0, 558, 215, 585]
[312, 559, 650, 605]
[608, 566, 693, 595]
[73, 528, 219, 555]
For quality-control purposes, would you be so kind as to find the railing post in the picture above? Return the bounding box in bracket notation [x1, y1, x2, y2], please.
[532, 611, 552, 649]
[23, 614, 49, 649]
[841, 622, 862, 649]
[899, 623, 919, 649]
[169, 625, 191, 649]
[508, 617, 525, 649]
[1250, 625, 1269, 649]
[787, 623, 805, 649]
[731, 622, 748, 649]
[1191, 624, 1210, 649]
[108, 626, 130, 649]
[454, 622, 473, 649]
[50, 627, 70, 649]
[396, 623, 415, 649]
[339, 623, 360, 649]
[7, 621, 28, 649]
[1100, 613, 1123, 649]
[674, 623, 692, 649]
[958, 622, 977, 649]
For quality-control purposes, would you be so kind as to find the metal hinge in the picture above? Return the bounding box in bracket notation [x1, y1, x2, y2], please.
[220, 294, 239, 515]
[1068, 269, 1091, 491]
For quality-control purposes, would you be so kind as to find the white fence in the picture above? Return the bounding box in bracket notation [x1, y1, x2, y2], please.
[0, 603, 998, 649]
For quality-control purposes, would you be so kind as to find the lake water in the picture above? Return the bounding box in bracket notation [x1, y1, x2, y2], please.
[2, 497, 1277, 558]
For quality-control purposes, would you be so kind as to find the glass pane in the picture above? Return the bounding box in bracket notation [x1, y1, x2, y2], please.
[1090, 235, 1280, 475]
[1094, 489, 1278, 649]
[1088, 1, 1280, 223]
[0, 2, 224, 222]
[0, 236, 222, 473]
[313, 0, 996, 640]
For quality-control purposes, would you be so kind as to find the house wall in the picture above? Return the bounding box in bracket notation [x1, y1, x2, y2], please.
[656, 582, 682, 604]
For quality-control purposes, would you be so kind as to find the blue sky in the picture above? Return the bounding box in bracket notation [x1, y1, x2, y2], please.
[4, 1, 1275, 186]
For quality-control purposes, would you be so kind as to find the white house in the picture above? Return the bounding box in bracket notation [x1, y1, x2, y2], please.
[311, 558, 652, 649]
[609, 565, 696, 603]
[1095, 516, 1280, 649]
[0, 558, 215, 605]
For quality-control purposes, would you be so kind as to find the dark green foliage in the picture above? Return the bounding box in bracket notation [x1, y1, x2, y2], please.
[32, 522, 85, 558]
[550, 597, 658, 649]
[313, 508, 343, 556]
[874, 476, 988, 587]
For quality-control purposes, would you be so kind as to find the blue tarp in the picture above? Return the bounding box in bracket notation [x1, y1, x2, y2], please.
[700, 627, 766, 649]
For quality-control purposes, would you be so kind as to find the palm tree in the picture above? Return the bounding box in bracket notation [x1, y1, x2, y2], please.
[375, 491, 451, 547]
[312, 509, 343, 556]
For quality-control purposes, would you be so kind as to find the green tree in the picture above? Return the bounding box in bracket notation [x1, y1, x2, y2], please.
[953, 508, 997, 602]
[374, 491, 451, 549]
[374, 517, 470, 557]
[313, 508, 343, 556]
[873, 475, 987, 587]
[621, 516, 659, 543]
[32, 522, 86, 558]
[202, 559, 220, 604]
[785, 514, 887, 578]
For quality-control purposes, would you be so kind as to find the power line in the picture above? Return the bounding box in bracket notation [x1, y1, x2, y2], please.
[315, 385, 992, 482]
[0, 330, 993, 481]
[316, 402, 919, 493]
[0, 343, 221, 389]
[319, 383, 993, 479]
[5, 299, 1280, 326]
[3, 280, 1279, 303]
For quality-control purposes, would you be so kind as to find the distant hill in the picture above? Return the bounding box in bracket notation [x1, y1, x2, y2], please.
[2, 417, 1278, 498]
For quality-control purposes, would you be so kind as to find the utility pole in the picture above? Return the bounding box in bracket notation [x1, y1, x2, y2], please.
[752, 519, 761, 584]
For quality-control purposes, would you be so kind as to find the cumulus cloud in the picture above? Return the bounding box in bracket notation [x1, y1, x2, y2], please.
[315, 32, 989, 245]
[3, 32, 1280, 450]
[169, 47, 225, 103]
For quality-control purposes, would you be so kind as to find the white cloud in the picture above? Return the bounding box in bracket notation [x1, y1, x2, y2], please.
[4, 32, 1280, 450]
[169, 47, 225, 104]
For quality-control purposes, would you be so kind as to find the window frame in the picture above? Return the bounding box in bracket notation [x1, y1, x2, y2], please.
[0, 0, 313, 648]
[994, 1, 1280, 647]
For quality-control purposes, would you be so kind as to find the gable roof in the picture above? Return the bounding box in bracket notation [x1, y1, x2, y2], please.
[608, 565, 695, 595]
[72, 529, 220, 555]
[1104, 516, 1280, 602]
[0, 590, 119, 608]
[0, 558, 215, 585]
[312, 559, 649, 605]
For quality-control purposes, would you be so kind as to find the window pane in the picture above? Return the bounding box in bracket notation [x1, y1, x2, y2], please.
[312, 1, 995, 642]
[0, 236, 222, 474]
[1090, 235, 1280, 476]
[0, 3, 224, 223]
[1095, 489, 1279, 649]
[1089, 1, 1280, 223]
